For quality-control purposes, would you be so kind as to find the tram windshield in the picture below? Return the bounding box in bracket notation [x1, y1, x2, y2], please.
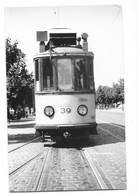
[75, 58, 87, 90]
[57, 59, 73, 90]
[34, 56, 94, 92]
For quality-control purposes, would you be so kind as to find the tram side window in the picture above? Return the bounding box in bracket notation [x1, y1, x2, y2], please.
[42, 59, 53, 90]
[35, 60, 39, 91]
[89, 58, 95, 91]
[75, 58, 87, 90]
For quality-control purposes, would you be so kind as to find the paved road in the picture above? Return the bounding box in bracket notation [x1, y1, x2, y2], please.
[96, 110, 125, 126]
[7, 112, 126, 191]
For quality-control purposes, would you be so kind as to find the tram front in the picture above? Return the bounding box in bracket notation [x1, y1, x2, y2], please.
[34, 31, 97, 141]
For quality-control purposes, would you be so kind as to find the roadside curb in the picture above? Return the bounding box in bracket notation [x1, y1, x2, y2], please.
[96, 109, 125, 113]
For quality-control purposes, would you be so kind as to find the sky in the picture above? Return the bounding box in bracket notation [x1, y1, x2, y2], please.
[5, 5, 124, 88]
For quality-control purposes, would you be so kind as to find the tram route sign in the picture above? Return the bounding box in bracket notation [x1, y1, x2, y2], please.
[37, 31, 48, 42]
[50, 33, 76, 46]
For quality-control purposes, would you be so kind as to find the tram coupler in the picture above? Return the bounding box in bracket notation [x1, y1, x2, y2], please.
[63, 131, 71, 140]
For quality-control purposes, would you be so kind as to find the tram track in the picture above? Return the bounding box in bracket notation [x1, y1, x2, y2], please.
[9, 121, 126, 191]
[34, 145, 113, 191]
[33, 147, 52, 191]
[9, 143, 114, 191]
[8, 136, 42, 153]
[98, 126, 125, 142]
[97, 119, 125, 129]
[8, 137, 44, 176]
[96, 120, 125, 142]
[9, 149, 46, 176]
[109, 123, 125, 130]
[83, 148, 114, 189]
[34, 146, 105, 191]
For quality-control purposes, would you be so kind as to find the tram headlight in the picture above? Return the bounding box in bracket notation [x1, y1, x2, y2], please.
[44, 106, 54, 117]
[77, 105, 88, 116]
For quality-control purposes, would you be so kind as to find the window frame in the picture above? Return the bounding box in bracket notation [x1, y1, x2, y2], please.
[34, 55, 94, 93]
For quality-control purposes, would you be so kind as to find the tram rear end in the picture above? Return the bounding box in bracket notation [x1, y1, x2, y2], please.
[34, 31, 97, 141]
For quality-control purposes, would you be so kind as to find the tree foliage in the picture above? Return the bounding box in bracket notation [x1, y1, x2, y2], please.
[96, 79, 124, 109]
[6, 38, 34, 118]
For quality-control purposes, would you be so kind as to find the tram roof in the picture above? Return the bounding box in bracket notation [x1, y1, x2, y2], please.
[33, 47, 94, 59]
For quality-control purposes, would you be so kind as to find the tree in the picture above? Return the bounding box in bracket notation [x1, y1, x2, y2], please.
[104, 87, 114, 107]
[118, 78, 124, 104]
[96, 78, 124, 109]
[112, 78, 124, 105]
[6, 38, 34, 118]
[96, 85, 106, 108]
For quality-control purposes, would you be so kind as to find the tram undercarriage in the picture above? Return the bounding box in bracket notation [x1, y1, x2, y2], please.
[35, 123, 97, 141]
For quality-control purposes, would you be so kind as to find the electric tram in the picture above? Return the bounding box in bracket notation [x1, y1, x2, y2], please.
[33, 30, 97, 141]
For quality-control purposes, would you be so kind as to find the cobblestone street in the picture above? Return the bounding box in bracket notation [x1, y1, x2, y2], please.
[7, 116, 126, 192]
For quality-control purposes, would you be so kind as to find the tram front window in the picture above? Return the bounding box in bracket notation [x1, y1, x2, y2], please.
[43, 59, 53, 90]
[35, 57, 93, 92]
[35, 60, 39, 91]
[57, 59, 73, 90]
[75, 58, 87, 90]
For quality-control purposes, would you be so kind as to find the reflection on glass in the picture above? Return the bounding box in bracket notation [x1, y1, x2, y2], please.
[57, 59, 73, 90]
[75, 58, 87, 89]
[35, 56, 94, 92]
[43, 59, 53, 90]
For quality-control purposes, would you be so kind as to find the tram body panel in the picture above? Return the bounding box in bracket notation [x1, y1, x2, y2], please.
[35, 93, 96, 126]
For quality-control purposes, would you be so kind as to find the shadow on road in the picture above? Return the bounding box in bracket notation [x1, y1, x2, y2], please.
[7, 117, 36, 129]
[8, 118, 36, 144]
[8, 122, 125, 148]
[8, 133, 38, 144]
[8, 123, 35, 129]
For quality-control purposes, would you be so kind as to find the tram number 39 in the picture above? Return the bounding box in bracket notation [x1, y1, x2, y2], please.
[61, 108, 71, 114]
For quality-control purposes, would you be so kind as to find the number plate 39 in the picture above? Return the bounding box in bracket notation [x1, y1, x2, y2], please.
[60, 107, 71, 114]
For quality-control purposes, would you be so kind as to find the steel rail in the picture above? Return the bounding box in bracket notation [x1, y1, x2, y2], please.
[33, 147, 52, 191]
[8, 136, 42, 153]
[109, 123, 125, 130]
[97, 119, 125, 130]
[98, 126, 125, 142]
[83, 149, 111, 189]
[9, 149, 45, 176]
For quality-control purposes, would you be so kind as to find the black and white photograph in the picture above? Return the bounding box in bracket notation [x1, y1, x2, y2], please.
[1, 1, 138, 194]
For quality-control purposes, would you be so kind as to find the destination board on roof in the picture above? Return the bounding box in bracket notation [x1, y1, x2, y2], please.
[37, 31, 48, 42]
[50, 33, 76, 46]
